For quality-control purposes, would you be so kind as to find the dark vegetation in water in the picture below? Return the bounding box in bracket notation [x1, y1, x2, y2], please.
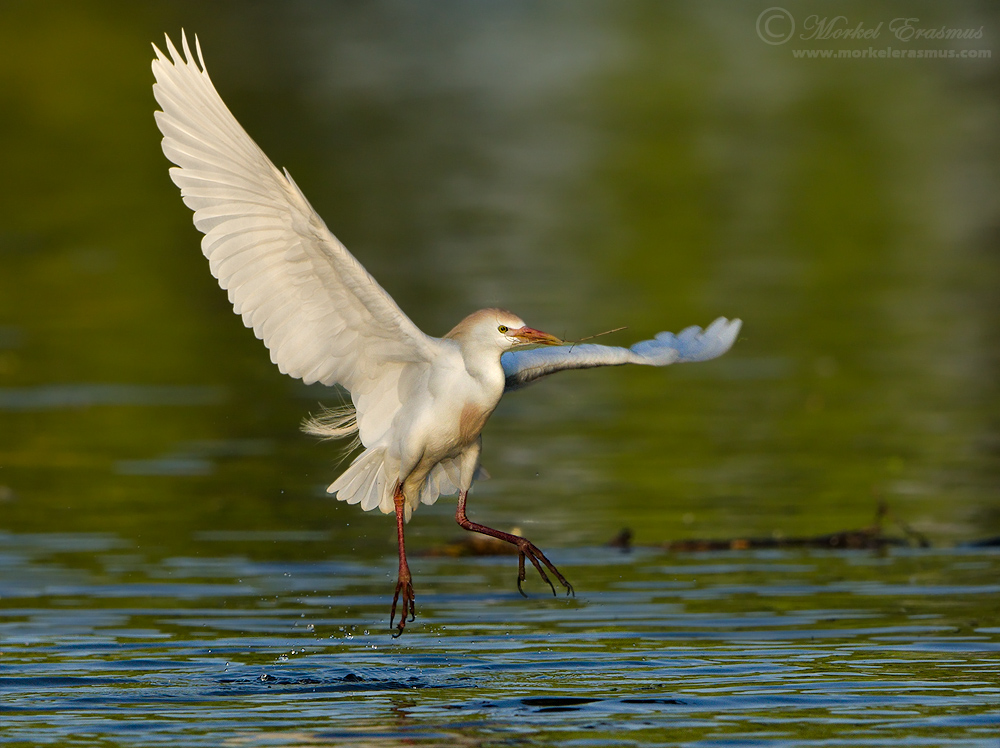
[426, 502, 937, 557]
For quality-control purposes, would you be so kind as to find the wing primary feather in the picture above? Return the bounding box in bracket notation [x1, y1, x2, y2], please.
[503, 318, 741, 390]
[153, 31, 443, 450]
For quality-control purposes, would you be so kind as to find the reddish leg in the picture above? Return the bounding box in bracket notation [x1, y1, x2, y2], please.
[455, 490, 574, 597]
[390, 484, 415, 637]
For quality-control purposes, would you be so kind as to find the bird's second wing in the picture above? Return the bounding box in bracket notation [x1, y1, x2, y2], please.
[501, 317, 741, 391]
[151, 32, 438, 396]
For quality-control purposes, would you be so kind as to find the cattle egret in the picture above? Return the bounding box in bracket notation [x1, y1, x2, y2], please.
[151, 32, 742, 635]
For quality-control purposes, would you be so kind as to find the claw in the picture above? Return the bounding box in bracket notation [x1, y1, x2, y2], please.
[455, 489, 574, 602]
[516, 553, 528, 597]
[513, 537, 571, 597]
[390, 577, 415, 637]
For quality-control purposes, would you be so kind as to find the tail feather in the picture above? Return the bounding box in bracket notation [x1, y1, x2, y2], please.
[327, 446, 400, 517]
[420, 461, 459, 506]
[302, 402, 361, 454]
[325, 439, 490, 522]
[361, 462, 389, 513]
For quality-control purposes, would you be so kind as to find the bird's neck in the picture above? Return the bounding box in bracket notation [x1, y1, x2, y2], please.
[459, 344, 505, 391]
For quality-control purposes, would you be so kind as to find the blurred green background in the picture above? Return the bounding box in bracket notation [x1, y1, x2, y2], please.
[1, 0, 997, 562]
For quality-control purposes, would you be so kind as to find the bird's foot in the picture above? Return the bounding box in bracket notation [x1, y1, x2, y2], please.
[454, 491, 574, 600]
[513, 537, 574, 598]
[389, 569, 417, 639]
[390, 572, 415, 638]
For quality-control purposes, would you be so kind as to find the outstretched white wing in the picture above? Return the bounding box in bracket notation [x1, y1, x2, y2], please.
[152, 33, 438, 411]
[501, 317, 741, 391]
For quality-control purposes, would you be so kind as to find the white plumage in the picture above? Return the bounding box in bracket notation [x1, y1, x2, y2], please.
[151, 32, 742, 634]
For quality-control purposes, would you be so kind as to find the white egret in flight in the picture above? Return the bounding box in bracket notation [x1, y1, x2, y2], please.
[151, 32, 742, 635]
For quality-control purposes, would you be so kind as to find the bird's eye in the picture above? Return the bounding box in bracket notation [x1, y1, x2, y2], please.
[498, 325, 509, 334]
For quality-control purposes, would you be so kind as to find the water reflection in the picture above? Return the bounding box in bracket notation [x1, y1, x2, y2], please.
[2, 529, 998, 745]
[0, 384, 224, 411]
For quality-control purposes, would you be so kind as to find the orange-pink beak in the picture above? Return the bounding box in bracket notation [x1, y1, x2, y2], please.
[511, 326, 563, 347]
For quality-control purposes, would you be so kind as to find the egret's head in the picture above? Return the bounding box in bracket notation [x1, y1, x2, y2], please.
[496, 311, 563, 350]
[447, 308, 563, 352]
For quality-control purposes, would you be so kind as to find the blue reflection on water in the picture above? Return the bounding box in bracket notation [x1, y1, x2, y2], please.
[2, 531, 998, 746]
[0, 384, 225, 410]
